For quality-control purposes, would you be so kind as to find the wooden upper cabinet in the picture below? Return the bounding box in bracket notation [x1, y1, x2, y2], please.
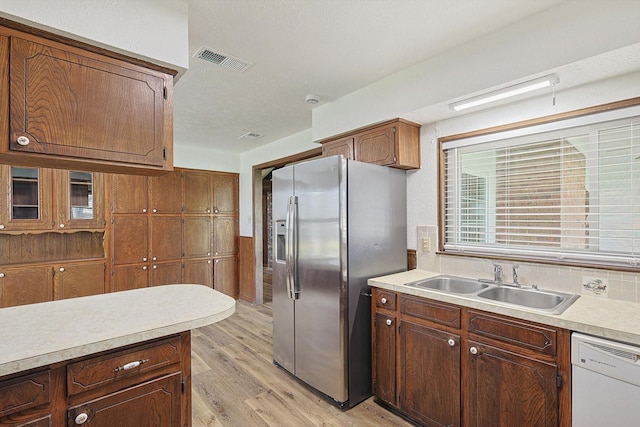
[212, 173, 238, 215]
[0, 165, 53, 231]
[184, 170, 213, 214]
[213, 216, 238, 257]
[0, 26, 174, 175]
[183, 216, 212, 258]
[150, 172, 182, 214]
[319, 119, 421, 170]
[55, 170, 105, 230]
[110, 174, 148, 214]
[322, 137, 354, 160]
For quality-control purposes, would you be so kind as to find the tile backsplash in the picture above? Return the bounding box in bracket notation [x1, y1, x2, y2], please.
[416, 225, 640, 303]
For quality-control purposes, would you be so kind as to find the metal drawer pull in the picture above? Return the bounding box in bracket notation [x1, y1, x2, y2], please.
[113, 358, 150, 372]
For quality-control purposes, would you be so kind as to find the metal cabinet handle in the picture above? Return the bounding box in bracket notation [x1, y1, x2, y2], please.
[17, 136, 30, 146]
[74, 413, 88, 425]
[385, 319, 392, 326]
[381, 297, 387, 304]
[470, 346, 478, 355]
[448, 339, 455, 347]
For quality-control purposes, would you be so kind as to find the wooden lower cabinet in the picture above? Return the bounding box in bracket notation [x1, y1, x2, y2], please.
[112, 264, 149, 292]
[399, 321, 460, 427]
[183, 259, 213, 288]
[371, 288, 570, 427]
[213, 257, 238, 298]
[0, 266, 52, 307]
[0, 333, 190, 427]
[151, 261, 183, 286]
[53, 261, 105, 300]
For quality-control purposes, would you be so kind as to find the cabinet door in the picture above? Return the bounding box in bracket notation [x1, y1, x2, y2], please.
[354, 125, 396, 166]
[183, 259, 213, 288]
[9, 36, 170, 169]
[399, 321, 460, 427]
[322, 137, 354, 159]
[150, 216, 183, 261]
[111, 264, 149, 292]
[464, 340, 558, 427]
[111, 216, 148, 265]
[55, 170, 105, 230]
[213, 217, 238, 257]
[213, 257, 237, 298]
[183, 170, 213, 214]
[0, 165, 53, 231]
[110, 174, 148, 214]
[0, 266, 52, 307]
[373, 311, 396, 406]
[183, 217, 212, 258]
[150, 261, 182, 286]
[67, 373, 181, 427]
[212, 173, 238, 215]
[149, 172, 182, 214]
[54, 262, 105, 300]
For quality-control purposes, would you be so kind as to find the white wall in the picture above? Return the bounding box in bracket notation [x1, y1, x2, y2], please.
[312, 0, 640, 141]
[238, 129, 317, 236]
[0, 0, 189, 75]
[174, 145, 240, 173]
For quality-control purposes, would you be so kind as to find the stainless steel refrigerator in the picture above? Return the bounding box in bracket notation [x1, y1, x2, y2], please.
[272, 155, 407, 408]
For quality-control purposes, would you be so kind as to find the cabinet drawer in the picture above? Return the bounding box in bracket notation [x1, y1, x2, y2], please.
[467, 310, 557, 356]
[0, 370, 50, 417]
[67, 336, 181, 396]
[375, 290, 396, 311]
[400, 295, 461, 328]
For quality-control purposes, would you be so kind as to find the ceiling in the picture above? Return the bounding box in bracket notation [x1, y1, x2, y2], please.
[172, 0, 631, 155]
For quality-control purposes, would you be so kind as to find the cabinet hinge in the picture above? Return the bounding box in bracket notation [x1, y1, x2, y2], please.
[163, 147, 167, 160]
[181, 376, 186, 393]
[556, 374, 563, 389]
[163, 86, 168, 100]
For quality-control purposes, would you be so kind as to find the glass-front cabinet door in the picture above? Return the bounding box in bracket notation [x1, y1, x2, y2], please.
[0, 165, 53, 231]
[56, 170, 104, 230]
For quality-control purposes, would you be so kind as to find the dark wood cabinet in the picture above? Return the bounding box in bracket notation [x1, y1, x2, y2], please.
[150, 261, 183, 287]
[150, 172, 183, 214]
[1, 26, 173, 175]
[53, 261, 105, 300]
[212, 173, 238, 215]
[213, 257, 238, 298]
[373, 311, 396, 406]
[184, 170, 213, 214]
[213, 216, 238, 257]
[0, 266, 52, 307]
[111, 264, 149, 292]
[465, 339, 558, 427]
[111, 216, 149, 265]
[399, 321, 460, 427]
[372, 288, 571, 427]
[150, 216, 183, 261]
[183, 259, 213, 288]
[0, 165, 53, 231]
[110, 174, 148, 214]
[319, 119, 421, 169]
[55, 170, 105, 230]
[0, 333, 190, 427]
[183, 217, 212, 259]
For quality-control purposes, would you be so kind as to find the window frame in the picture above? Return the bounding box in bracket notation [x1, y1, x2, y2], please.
[438, 96, 640, 272]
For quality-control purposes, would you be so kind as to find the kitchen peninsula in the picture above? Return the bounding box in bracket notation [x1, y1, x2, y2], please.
[0, 285, 235, 426]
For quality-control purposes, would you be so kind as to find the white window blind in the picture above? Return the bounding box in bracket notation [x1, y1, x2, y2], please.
[441, 105, 640, 268]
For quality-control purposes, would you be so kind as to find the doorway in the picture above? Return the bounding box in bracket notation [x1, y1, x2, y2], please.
[251, 148, 322, 304]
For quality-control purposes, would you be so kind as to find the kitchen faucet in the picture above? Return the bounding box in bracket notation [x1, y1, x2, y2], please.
[512, 263, 521, 287]
[492, 263, 503, 283]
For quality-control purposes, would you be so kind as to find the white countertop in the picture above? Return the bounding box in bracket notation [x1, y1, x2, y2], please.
[0, 285, 236, 377]
[369, 269, 640, 346]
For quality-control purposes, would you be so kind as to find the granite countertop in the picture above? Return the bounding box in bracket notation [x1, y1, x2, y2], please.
[369, 269, 640, 346]
[0, 284, 236, 377]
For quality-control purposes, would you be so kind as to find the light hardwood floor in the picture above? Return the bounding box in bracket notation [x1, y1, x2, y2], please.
[191, 299, 413, 426]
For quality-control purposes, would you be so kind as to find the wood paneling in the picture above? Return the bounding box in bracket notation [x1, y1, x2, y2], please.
[238, 236, 255, 302]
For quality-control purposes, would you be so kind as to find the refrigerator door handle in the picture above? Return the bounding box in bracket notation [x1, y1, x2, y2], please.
[290, 195, 300, 299]
[285, 196, 299, 299]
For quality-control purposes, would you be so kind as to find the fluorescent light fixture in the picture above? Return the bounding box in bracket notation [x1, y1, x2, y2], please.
[450, 74, 559, 112]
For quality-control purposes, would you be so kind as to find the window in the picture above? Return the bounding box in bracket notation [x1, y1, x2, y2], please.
[440, 99, 640, 269]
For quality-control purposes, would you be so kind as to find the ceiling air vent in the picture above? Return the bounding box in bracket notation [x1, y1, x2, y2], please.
[239, 132, 262, 140]
[195, 47, 253, 73]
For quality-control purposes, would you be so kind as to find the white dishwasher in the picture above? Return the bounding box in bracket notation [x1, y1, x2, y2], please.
[572, 332, 640, 426]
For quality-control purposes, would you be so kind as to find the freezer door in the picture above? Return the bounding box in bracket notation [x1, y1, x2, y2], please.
[293, 156, 348, 403]
[272, 165, 295, 373]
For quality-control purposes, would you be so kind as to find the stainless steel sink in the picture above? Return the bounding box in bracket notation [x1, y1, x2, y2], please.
[476, 286, 579, 314]
[408, 275, 489, 294]
[405, 274, 579, 314]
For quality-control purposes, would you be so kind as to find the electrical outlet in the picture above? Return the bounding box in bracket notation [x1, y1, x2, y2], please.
[422, 237, 431, 252]
[582, 276, 608, 297]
